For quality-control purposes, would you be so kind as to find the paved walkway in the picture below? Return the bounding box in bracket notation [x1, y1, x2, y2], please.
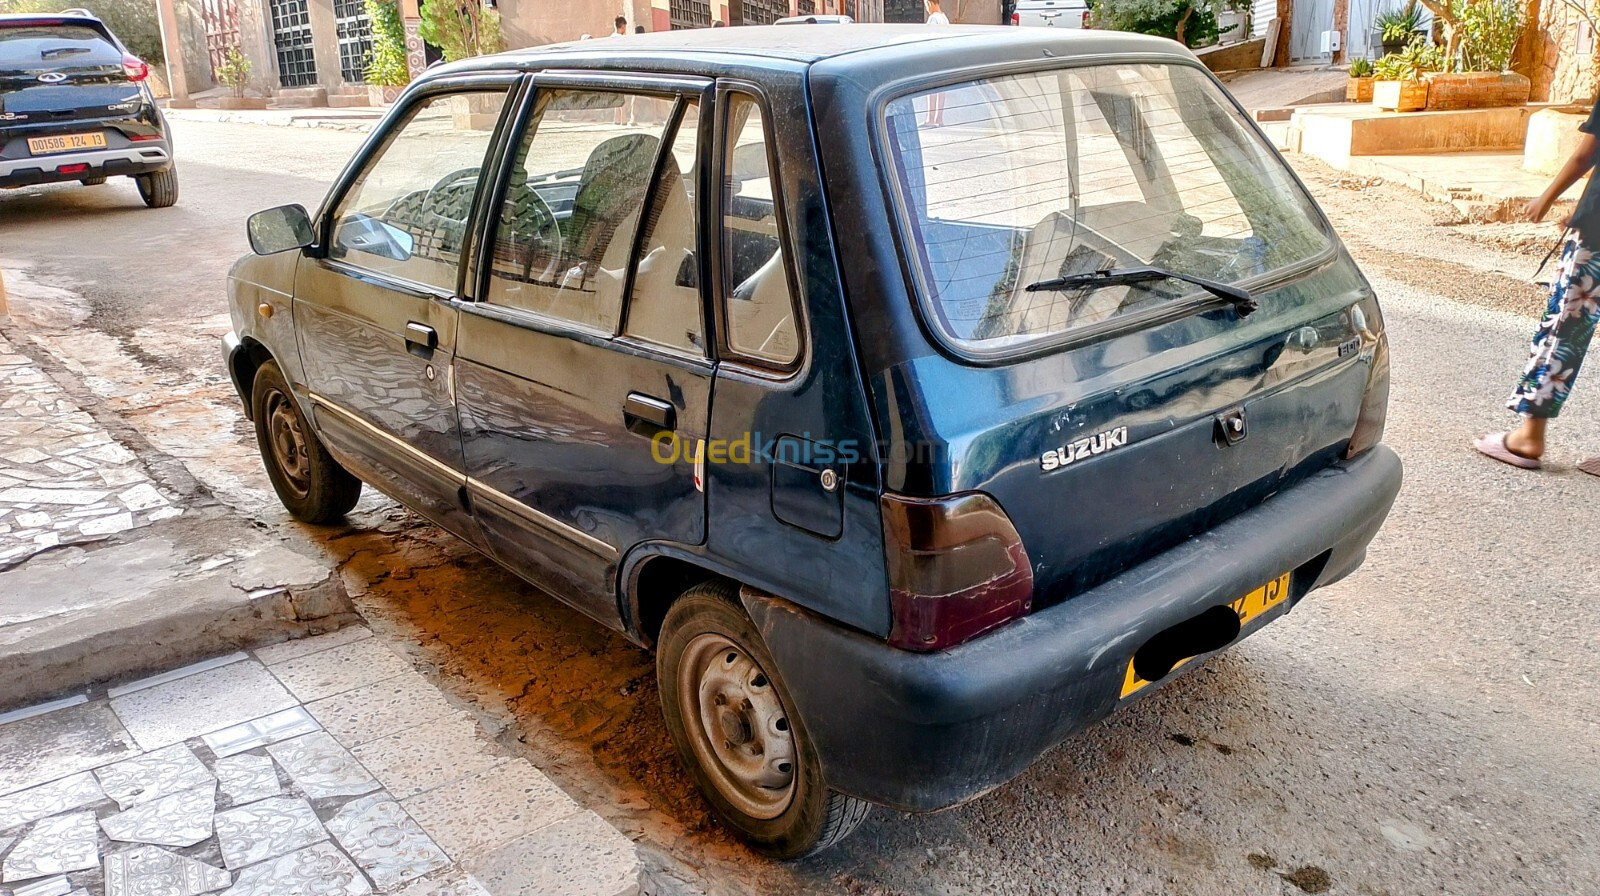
[0, 628, 639, 896]
[0, 334, 181, 570]
[162, 107, 385, 133]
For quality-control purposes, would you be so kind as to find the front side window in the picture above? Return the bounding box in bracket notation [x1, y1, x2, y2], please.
[329, 90, 509, 292]
[885, 64, 1330, 353]
[721, 95, 799, 366]
[485, 89, 678, 333]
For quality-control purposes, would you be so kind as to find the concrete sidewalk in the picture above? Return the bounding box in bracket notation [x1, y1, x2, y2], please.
[163, 106, 385, 133]
[0, 628, 641, 896]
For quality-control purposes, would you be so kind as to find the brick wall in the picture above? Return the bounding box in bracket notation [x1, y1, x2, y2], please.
[1514, 0, 1599, 104]
[1422, 71, 1532, 109]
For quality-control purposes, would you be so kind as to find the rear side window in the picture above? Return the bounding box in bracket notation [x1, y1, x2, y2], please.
[0, 24, 119, 71]
[883, 64, 1330, 354]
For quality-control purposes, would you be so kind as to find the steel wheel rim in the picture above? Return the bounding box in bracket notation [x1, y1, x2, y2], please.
[265, 390, 311, 498]
[678, 632, 797, 820]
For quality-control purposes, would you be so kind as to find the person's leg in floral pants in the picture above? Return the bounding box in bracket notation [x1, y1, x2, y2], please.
[1508, 238, 1600, 418]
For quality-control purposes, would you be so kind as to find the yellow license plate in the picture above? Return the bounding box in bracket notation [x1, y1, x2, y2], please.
[1120, 572, 1291, 698]
[27, 132, 107, 155]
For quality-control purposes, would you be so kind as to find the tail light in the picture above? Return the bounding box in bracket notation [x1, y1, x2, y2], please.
[881, 491, 1033, 652]
[1081, 10, 1092, 26]
[122, 55, 149, 81]
[1345, 306, 1389, 459]
[1011, 11, 1020, 23]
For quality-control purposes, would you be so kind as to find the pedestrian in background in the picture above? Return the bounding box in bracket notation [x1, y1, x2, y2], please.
[1474, 99, 1600, 470]
[920, 0, 950, 127]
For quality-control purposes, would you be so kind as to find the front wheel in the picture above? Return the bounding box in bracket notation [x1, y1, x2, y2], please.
[657, 582, 871, 858]
[250, 360, 361, 523]
[135, 167, 178, 208]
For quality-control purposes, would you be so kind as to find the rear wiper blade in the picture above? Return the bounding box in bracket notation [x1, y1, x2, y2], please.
[41, 46, 92, 58]
[1025, 265, 1258, 317]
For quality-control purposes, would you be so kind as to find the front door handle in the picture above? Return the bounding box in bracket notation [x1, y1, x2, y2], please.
[405, 321, 437, 359]
[624, 393, 676, 435]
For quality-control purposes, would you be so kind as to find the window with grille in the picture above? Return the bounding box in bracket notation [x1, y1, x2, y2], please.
[269, 0, 317, 87]
[670, 0, 712, 28]
[739, 0, 787, 25]
[334, 0, 373, 83]
[796, 0, 815, 14]
[883, 0, 923, 22]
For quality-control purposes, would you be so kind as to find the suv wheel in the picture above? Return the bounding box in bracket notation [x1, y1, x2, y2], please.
[80, 176, 107, 186]
[134, 167, 178, 208]
[658, 581, 871, 858]
[250, 360, 361, 523]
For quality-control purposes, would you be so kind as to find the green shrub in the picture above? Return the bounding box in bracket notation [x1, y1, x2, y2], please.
[364, 0, 409, 86]
[0, 0, 163, 63]
[1374, 1, 1425, 44]
[215, 45, 250, 96]
[1090, 0, 1219, 49]
[1452, 0, 1522, 73]
[1373, 35, 1445, 79]
[1349, 56, 1375, 78]
[418, 0, 503, 63]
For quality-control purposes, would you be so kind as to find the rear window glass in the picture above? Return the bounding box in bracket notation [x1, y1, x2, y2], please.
[883, 63, 1330, 353]
[0, 24, 117, 71]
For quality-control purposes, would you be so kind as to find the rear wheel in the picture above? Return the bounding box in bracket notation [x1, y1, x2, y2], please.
[250, 360, 361, 523]
[80, 176, 107, 186]
[657, 582, 870, 858]
[135, 167, 178, 208]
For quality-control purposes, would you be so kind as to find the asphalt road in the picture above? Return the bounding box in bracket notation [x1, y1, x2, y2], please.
[1, 119, 1597, 896]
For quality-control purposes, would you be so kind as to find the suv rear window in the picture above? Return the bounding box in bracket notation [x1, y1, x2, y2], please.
[882, 63, 1330, 354]
[0, 23, 118, 72]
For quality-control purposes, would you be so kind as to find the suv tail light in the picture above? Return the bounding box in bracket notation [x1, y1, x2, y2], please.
[1345, 303, 1389, 458]
[881, 491, 1033, 652]
[122, 55, 149, 81]
[1081, 10, 1092, 26]
[1011, 11, 1020, 23]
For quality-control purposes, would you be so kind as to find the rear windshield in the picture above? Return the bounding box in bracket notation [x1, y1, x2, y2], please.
[0, 23, 118, 72]
[882, 63, 1330, 354]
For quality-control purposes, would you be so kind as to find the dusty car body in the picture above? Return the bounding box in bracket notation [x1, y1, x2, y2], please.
[223, 25, 1402, 857]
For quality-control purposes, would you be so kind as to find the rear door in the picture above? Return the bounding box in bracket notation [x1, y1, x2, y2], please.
[293, 80, 515, 541]
[875, 61, 1374, 605]
[455, 75, 714, 628]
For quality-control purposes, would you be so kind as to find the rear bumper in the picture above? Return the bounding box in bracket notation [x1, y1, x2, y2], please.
[743, 444, 1403, 812]
[0, 144, 171, 189]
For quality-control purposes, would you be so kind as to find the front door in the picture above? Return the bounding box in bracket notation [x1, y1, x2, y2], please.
[295, 83, 513, 540]
[456, 80, 713, 627]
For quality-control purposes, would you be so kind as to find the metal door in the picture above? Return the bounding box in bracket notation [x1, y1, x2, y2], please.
[200, 0, 239, 82]
[269, 0, 317, 87]
[1289, 0, 1335, 62]
[334, 0, 372, 84]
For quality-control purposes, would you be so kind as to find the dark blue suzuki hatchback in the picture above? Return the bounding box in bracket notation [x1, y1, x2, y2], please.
[224, 25, 1402, 857]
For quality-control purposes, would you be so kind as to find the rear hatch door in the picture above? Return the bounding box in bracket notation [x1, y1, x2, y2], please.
[0, 19, 139, 129]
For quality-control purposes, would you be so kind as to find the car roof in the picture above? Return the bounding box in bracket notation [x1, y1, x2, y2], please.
[433, 24, 1192, 77]
[0, 12, 104, 25]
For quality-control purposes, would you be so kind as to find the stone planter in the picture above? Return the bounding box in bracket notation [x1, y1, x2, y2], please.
[368, 84, 403, 106]
[1421, 72, 1531, 111]
[1216, 10, 1247, 43]
[1372, 79, 1427, 112]
[218, 96, 269, 110]
[1347, 77, 1375, 103]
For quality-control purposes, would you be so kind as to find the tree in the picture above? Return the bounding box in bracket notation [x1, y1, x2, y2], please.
[417, 0, 504, 63]
[1090, 0, 1219, 47]
[0, 0, 163, 63]
[364, 0, 410, 86]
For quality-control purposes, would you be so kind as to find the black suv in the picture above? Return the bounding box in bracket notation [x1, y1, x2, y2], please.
[0, 10, 177, 207]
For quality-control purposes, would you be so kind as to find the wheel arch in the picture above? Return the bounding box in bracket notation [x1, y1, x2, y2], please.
[620, 545, 740, 649]
[230, 336, 277, 421]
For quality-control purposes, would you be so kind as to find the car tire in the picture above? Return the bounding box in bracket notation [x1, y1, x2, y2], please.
[657, 581, 871, 859]
[250, 360, 361, 524]
[80, 176, 107, 186]
[134, 167, 178, 208]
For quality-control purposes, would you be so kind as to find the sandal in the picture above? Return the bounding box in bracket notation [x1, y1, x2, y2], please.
[1472, 432, 1542, 470]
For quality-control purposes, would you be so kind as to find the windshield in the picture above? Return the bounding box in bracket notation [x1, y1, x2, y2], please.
[883, 63, 1330, 353]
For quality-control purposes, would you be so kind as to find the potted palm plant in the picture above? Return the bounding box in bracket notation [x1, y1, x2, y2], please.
[1372, 36, 1442, 111]
[1347, 56, 1376, 102]
[1373, 0, 1425, 55]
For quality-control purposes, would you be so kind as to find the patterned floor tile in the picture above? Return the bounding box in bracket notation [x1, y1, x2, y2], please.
[386, 870, 491, 896]
[201, 708, 320, 760]
[253, 628, 372, 667]
[213, 796, 326, 870]
[94, 744, 215, 810]
[6, 876, 74, 896]
[102, 845, 231, 896]
[350, 712, 507, 800]
[1, 811, 100, 881]
[0, 773, 104, 833]
[219, 842, 371, 896]
[325, 794, 448, 891]
[265, 732, 379, 800]
[213, 755, 280, 806]
[401, 762, 580, 860]
[110, 662, 298, 751]
[100, 784, 215, 847]
[0, 701, 140, 797]
[306, 673, 457, 749]
[267, 640, 416, 703]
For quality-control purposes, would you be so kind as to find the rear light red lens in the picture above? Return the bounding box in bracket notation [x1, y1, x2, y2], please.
[130, 134, 162, 141]
[57, 163, 89, 174]
[1346, 330, 1389, 458]
[122, 55, 149, 81]
[1011, 11, 1020, 23]
[881, 491, 1033, 652]
[1081, 10, 1092, 25]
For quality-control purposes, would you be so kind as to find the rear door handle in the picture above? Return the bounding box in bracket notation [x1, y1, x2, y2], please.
[624, 392, 676, 434]
[405, 321, 437, 359]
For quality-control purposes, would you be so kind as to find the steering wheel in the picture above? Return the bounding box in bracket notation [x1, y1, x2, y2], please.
[503, 184, 564, 286]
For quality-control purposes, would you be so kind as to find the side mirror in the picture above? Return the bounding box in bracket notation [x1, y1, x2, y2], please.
[247, 204, 315, 255]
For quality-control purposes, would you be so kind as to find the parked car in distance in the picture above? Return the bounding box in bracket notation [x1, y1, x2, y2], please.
[775, 13, 854, 23]
[0, 9, 176, 206]
[1012, 0, 1092, 27]
[223, 24, 1402, 859]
